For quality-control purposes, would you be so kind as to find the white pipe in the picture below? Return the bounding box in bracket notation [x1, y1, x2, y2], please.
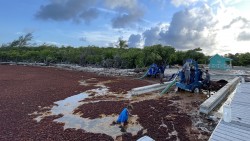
[130, 81, 173, 96]
[240, 76, 245, 83]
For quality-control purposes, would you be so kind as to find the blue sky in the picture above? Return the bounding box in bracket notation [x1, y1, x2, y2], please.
[0, 0, 250, 55]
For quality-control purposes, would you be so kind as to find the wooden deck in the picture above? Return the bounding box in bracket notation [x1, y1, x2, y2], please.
[209, 82, 250, 141]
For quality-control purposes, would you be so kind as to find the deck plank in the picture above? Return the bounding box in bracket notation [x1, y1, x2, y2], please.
[209, 82, 250, 141]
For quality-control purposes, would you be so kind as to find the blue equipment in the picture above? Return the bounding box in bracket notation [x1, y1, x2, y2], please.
[176, 59, 203, 93]
[146, 63, 165, 78]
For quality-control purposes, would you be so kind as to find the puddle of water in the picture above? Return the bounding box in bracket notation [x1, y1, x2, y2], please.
[54, 115, 142, 139]
[34, 93, 89, 122]
[32, 89, 143, 139]
[86, 85, 109, 96]
[51, 93, 89, 115]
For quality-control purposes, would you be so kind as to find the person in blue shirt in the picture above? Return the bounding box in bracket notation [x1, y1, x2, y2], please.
[116, 104, 133, 131]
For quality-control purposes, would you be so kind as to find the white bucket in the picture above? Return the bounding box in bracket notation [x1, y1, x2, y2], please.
[223, 104, 231, 122]
[137, 136, 155, 141]
[241, 76, 245, 83]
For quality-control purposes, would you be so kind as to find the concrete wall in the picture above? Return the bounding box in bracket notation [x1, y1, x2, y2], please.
[199, 77, 240, 114]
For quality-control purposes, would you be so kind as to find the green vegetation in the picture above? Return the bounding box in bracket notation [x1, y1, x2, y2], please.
[1, 33, 249, 68]
[224, 53, 250, 66]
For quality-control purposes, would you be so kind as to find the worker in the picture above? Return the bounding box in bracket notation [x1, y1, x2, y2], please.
[202, 70, 210, 85]
[159, 64, 165, 84]
[190, 66, 195, 83]
[182, 61, 190, 84]
[116, 104, 133, 132]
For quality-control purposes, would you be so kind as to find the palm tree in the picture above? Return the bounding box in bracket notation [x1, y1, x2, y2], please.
[116, 38, 128, 49]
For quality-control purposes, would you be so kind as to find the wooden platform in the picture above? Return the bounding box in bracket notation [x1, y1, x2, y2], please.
[209, 83, 250, 141]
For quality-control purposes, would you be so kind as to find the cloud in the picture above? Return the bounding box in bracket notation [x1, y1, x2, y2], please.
[221, 0, 244, 5]
[76, 30, 122, 47]
[112, 11, 144, 28]
[35, 40, 66, 46]
[223, 16, 250, 29]
[127, 3, 243, 55]
[35, 0, 145, 28]
[164, 4, 217, 49]
[79, 8, 100, 24]
[129, 4, 217, 51]
[35, 0, 250, 54]
[105, 0, 145, 28]
[170, 0, 206, 7]
[143, 26, 163, 46]
[36, 0, 97, 22]
[127, 1, 250, 55]
[237, 31, 250, 41]
[105, 0, 137, 9]
[128, 34, 142, 47]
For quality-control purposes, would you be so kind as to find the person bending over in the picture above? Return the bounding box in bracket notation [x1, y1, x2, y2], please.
[116, 104, 133, 132]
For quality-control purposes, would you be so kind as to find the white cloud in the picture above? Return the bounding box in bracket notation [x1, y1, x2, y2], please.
[127, 1, 250, 55]
[78, 31, 118, 44]
[164, 4, 217, 50]
[170, 0, 207, 7]
[35, 40, 66, 46]
[105, 0, 137, 9]
[129, 4, 217, 52]
[222, 0, 243, 5]
[76, 28, 135, 47]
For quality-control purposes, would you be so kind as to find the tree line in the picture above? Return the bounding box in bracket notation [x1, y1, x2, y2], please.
[0, 33, 249, 68]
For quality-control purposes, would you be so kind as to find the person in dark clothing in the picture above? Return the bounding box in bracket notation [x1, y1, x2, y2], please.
[190, 66, 195, 83]
[183, 61, 190, 84]
[159, 65, 165, 84]
[202, 70, 210, 85]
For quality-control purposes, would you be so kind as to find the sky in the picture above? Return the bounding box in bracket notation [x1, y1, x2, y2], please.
[0, 0, 250, 55]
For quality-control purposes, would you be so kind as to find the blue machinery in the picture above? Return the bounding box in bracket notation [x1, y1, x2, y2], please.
[139, 63, 165, 79]
[147, 63, 166, 77]
[139, 59, 204, 94]
[175, 59, 203, 93]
